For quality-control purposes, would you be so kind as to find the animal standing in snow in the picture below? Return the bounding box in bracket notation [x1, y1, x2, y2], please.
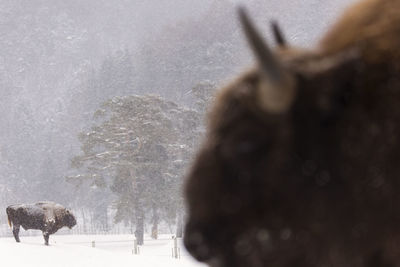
[184, 0, 400, 266]
[6, 201, 76, 245]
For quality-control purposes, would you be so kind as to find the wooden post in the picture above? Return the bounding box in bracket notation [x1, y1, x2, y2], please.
[91, 241, 95, 248]
[133, 239, 139, 255]
[173, 236, 178, 259]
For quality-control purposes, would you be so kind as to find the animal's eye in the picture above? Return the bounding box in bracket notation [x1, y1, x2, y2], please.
[236, 141, 257, 155]
[217, 138, 259, 161]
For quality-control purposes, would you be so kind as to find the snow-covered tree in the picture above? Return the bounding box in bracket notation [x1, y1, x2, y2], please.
[69, 94, 202, 244]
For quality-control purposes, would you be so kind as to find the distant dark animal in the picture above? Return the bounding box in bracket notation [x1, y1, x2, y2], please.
[184, 0, 400, 266]
[6, 201, 76, 245]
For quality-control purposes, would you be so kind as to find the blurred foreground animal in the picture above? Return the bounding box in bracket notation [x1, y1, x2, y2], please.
[184, 0, 400, 266]
[6, 201, 76, 245]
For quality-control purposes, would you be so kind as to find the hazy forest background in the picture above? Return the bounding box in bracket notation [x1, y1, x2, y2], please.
[0, 0, 354, 244]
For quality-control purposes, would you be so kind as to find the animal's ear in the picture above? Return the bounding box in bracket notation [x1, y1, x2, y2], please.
[239, 7, 296, 114]
[270, 20, 287, 48]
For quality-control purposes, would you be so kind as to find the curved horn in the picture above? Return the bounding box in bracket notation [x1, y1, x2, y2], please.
[238, 7, 295, 113]
[271, 20, 287, 47]
[238, 7, 283, 84]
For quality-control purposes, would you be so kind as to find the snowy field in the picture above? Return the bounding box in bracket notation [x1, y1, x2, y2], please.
[0, 234, 206, 267]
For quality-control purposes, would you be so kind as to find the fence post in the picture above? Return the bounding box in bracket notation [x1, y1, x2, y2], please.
[133, 238, 139, 255]
[173, 236, 179, 259]
[91, 241, 95, 248]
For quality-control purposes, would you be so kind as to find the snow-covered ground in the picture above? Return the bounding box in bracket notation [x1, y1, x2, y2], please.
[1, 234, 207, 267]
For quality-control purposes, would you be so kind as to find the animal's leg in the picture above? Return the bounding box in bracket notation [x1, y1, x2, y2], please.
[12, 225, 20, 242]
[43, 232, 50, 246]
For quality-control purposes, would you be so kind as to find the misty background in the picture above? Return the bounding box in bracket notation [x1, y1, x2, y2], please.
[0, 0, 354, 240]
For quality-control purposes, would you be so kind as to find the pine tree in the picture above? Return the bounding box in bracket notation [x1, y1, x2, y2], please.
[69, 94, 202, 243]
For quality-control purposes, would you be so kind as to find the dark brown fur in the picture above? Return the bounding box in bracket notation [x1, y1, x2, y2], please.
[6, 201, 76, 245]
[184, 0, 400, 266]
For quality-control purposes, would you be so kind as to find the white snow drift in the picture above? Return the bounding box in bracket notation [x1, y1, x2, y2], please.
[1, 234, 206, 267]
